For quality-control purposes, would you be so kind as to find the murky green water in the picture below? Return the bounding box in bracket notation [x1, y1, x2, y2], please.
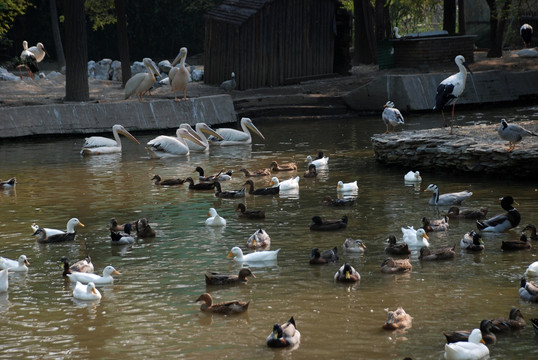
[1, 106, 538, 359]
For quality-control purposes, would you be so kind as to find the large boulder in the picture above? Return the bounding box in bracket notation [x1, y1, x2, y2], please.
[94, 58, 112, 80]
[110, 60, 122, 82]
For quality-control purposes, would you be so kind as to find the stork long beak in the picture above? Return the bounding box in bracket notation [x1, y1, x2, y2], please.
[464, 62, 480, 103]
[246, 122, 265, 140]
[118, 129, 141, 145]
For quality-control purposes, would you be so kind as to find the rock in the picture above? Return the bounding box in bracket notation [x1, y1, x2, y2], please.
[0, 67, 20, 81]
[94, 58, 112, 80]
[87, 60, 96, 78]
[158, 60, 172, 74]
[131, 59, 159, 76]
[191, 68, 203, 82]
[110, 60, 122, 82]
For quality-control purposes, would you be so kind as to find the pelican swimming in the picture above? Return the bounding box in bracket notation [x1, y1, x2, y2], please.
[169, 47, 190, 101]
[179, 123, 223, 151]
[80, 124, 140, 155]
[145, 128, 206, 159]
[210, 117, 265, 146]
[124, 58, 160, 101]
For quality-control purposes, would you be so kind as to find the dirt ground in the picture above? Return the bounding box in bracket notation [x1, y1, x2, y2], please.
[1, 50, 537, 108]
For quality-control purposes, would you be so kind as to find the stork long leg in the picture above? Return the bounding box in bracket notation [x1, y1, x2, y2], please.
[385, 124, 389, 134]
[449, 104, 455, 135]
[441, 110, 446, 128]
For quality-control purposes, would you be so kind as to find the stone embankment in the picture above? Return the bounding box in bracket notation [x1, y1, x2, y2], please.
[371, 121, 538, 178]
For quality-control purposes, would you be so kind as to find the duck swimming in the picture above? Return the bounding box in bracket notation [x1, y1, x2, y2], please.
[67, 265, 121, 285]
[246, 229, 271, 249]
[306, 154, 328, 167]
[444, 319, 499, 345]
[0, 269, 8, 292]
[501, 233, 531, 251]
[425, 184, 472, 206]
[0, 177, 16, 187]
[226, 246, 280, 263]
[309, 247, 338, 265]
[422, 216, 449, 232]
[152, 174, 185, 186]
[110, 223, 135, 245]
[336, 180, 358, 192]
[205, 208, 226, 226]
[380, 258, 412, 274]
[419, 245, 456, 261]
[236, 203, 265, 220]
[195, 292, 249, 314]
[185, 177, 217, 191]
[73, 281, 101, 301]
[490, 308, 526, 333]
[382, 307, 412, 330]
[0, 254, 29, 272]
[525, 261, 538, 278]
[243, 179, 279, 195]
[213, 181, 245, 198]
[519, 278, 538, 302]
[521, 224, 538, 240]
[444, 328, 489, 360]
[476, 196, 520, 232]
[109, 218, 155, 238]
[61, 255, 94, 276]
[205, 268, 255, 286]
[322, 196, 355, 206]
[269, 161, 297, 172]
[404, 171, 421, 182]
[401, 226, 429, 248]
[385, 234, 410, 255]
[447, 206, 488, 220]
[32, 218, 84, 243]
[334, 263, 360, 282]
[270, 176, 300, 191]
[239, 167, 271, 177]
[266, 317, 301, 348]
[303, 164, 317, 178]
[460, 231, 484, 251]
[310, 215, 348, 231]
[342, 238, 367, 253]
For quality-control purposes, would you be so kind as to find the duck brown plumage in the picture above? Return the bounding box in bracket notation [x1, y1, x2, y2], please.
[61, 255, 94, 276]
[310, 215, 347, 231]
[214, 181, 245, 198]
[309, 247, 338, 265]
[246, 229, 271, 248]
[460, 230, 484, 251]
[239, 167, 271, 177]
[443, 319, 499, 344]
[303, 164, 317, 178]
[501, 233, 532, 251]
[243, 180, 279, 195]
[447, 206, 488, 220]
[152, 174, 185, 186]
[422, 216, 449, 232]
[185, 177, 217, 190]
[109, 218, 155, 238]
[269, 161, 297, 172]
[195, 293, 249, 314]
[380, 257, 412, 274]
[385, 234, 410, 255]
[419, 245, 456, 261]
[382, 307, 412, 331]
[322, 196, 355, 206]
[522, 224, 538, 241]
[204, 268, 255, 285]
[490, 308, 526, 333]
[236, 203, 265, 219]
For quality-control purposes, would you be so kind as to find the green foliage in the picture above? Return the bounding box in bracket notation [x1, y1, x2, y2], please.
[85, 0, 116, 31]
[0, 0, 33, 36]
[389, 0, 442, 34]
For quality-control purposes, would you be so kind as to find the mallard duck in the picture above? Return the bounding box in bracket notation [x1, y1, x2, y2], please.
[419, 245, 456, 261]
[501, 233, 531, 251]
[531, 318, 538, 335]
[303, 164, 317, 178]
[444, 320, 499, 345]
[385, 234, 410, 255]
[425, 184, 472, 206]
[195, 167, 224, 182]
[444, 328, 489, 360]
[61, 255, 94, 276]
[309, 247, 338, 265]
[342, 238, 367, 253]
[226, 246, 280, 262]
[525, 261, 538, 278]
[519, 278, 538, 302]
[266, 317, 301, 348]
[334, 263, 360, 282]
[0, 268, 8, 292]
[401, 226, 430, 248]
[67, 265, 121, 285]
[422, 216, 449, 232]
[0, 255, 30, 272]
[269, 176, 299, 191]
[236, 203, 265, 219]
[322, 196, 355, 206]
[243, 180, 279, 195]
[205, 208, 226, 226]
[497, 118, 537, 152]
[31, 218, 84, 244]
[490, 308, 526, 332]
[269, 161, 297, 172]
[205, 268, 255, 286]
[110, 223, 135, 245]
[460, 231, 484, 251]
[0, 177, 16, 187]
[306, 154, 329, 167]
[310, 215, 348, 231]
[447, 206, 488, 220]
[152, 174, 185, 186]
[109, 218, 155, 238]
[246, 229, 271, 249]
[476, 196, 520, 232]
[380, 257, 412, 274]
[382, 101, 405, 133]
[521, 224, 538, 241]
[404, 171, 421, 182]
[214, 181, 245, 198]
[382, 307, 412, 330]
[185, 177, 217, 191]
[73, 281, 101, 301]
[336, 180, 358, 192]
[239, 167, 271, 177]
[195, 293, 249, 314]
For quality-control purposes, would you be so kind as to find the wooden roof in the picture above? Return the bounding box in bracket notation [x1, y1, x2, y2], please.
[205, 0, 272, 25]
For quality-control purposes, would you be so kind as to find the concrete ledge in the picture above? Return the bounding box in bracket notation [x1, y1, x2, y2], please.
[0, 94, 236, 139]
[343, 70, 538, 112]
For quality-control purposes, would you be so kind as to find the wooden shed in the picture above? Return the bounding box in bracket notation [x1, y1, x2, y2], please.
[204, 0, 338, 90]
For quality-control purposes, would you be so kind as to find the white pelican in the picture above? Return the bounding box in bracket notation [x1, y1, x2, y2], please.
[32, 217, 84, 243]
[145, 128, 205, 159]
[73, 281, 101, 301]
[433, 55, 476, 135]
[210, 117, 265, 146]
[67, 265, 121, 285]
[0, 254, 30, 272]
[0, 269, 8, 292]
[269, 176, 300, 191]
[179, 123, 223, 151]
[124, 58, 160, 101]
[497, 119, 537, 152]
[81, 124, 140, 155]
[520, 24, 533, 48]
[306, 155, 329, 167]
[382, 101, 404, 133]
[169, 47, 190, 101]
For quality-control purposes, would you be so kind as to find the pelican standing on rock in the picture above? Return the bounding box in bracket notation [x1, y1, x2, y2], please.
[80, 124, 140, 155]
[179, 123, 223, 151]
[124, 58, 160, 101]
[146, 128, 206, 158]
[497, 119, 537, 152]
[434, 55, 476, 135]
[169, 47, 190, 101]
[210, 117, 265, 145]
[382, 101, 404, 133]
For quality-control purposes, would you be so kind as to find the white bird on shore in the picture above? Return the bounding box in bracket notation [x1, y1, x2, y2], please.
[497, 118, 537, 152]
[179, 123, 223, 151]
[220, 72, 236, 93]
[382, 101, 404, 133]
[210, 117, 265, 145]
[146, 128, 206, 158]
[520, 24, 533, 48]
[125, 58, 161, 101]
[19, 40, 46, 78]
[81, 124, 140, 155]
[169, 47, 190, 101]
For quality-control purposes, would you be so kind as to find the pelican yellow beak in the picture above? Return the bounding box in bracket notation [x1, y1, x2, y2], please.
[201, 125, 224, 140]
[118, 129, 141, 145]
[171, 49, 187, 67]
[246, 122, 265, 140]
[182, 129, 207, 148]
[226, 251, 234, 258]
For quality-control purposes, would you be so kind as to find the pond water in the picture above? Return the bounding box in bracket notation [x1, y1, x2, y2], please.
[1, 105, 538, 359]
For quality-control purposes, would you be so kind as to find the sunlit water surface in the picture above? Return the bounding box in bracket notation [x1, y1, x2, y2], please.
[1, 106, 538, 359]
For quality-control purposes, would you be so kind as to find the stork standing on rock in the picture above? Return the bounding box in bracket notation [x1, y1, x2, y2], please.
[520, 24, 533, 48]
[19, 41, 47, 79]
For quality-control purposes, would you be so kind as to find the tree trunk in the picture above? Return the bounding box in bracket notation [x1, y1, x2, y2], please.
[49, 0, 65, 70]
[486, 0, 511, 57]
[443, 0, 456, 35]
[354, 0, 376, 64]
[64, 0, 89, 101]
[458, 0, 465, 34]
[374, 0, 387, 42]
[115, 0, 131, 88]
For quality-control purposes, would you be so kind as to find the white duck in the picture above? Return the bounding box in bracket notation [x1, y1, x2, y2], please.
[124, 58, 161, 101]
[444, 328, 489, 360]
[169, 47, 190, 101]
[226, 246, 280, 262]
[145, 128, 206, 158]
[80, 124, 140, 155]
[306, 155, 329, 167]
[179, 123, 223, 151]
[210, 117, 265, 145]
[404, 171, 422, 182]
[425, 184, 472, 206]
[73, 281, 102, 301]
[67, 265, 121, 285]
[337, 180, 358, 192]
[0, 269, 8, 292]
[205, 208, 226, 226]
[525, 261, 538, 278]
[401, 226, 430, 248]
[270, 176, 300, 191]
[0, 255, 30, 272]
[32, 217, 84, 243]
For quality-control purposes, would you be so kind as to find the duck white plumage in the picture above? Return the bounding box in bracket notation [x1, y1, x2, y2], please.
[460, 230, 484, 251]
[270, 176, 300, 191]
[334, 263, 360, 282]
[210, 117, 265, 145]
[382, 101, 405, 133]
[401, 226, 430, 248]
[169, 47, 190, 101]
[444, 328, 489, 360]
[110, 223, 135, 245]
[425, 184, 472, 206]
[525, 261, 538, 278]
[476, 196, 520, 232]
[81, 124, 140, 155]
[246, 229, 271, 249]
[266, 317, 301, 348]
[337, 180, 358, 192]
[0, 255, 30, 272]
[67, 265, 121, 285]
[404, 171, 421, 182]
[73, 281, 101, 301]
[179, 123, 223, 151]
[306, 155, 329, 167]
[205, 208, 226, 226]
[145, 128, 206, 158]
[0, 177, 16, 188]
[32, 218, 84, 243]
[124, 58, 161, 101]
[0, 268, 8, 292]
[226, 246, 280, 263]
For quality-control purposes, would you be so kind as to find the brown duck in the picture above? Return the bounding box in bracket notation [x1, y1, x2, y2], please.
[195, 293, 249, 314]
[152, 174, 185, 186]
[269, 161, 297, 172]
[204, 268, 255, 286]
